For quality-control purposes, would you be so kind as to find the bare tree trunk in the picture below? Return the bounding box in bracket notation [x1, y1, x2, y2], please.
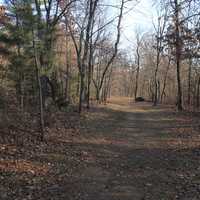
[96, 88, 100, 102]
[32, 29, 45, 141]
[86, 72, 91, 109]
[16, 12, 25, 112]
[129, 67, 136, 97]
[153, 47, 160, 106]
[77, 72, 80, 97]
[96, 0, 125, 97]
[101, 67, 112, 103]
[134, 30, 144, 101]
[161, 57, 171, 103]
[86, 61, 93, 109]
[101, 77, 107, 103]
[158, 80, 161, 102]
[153, 12, 167, 105]
[149, 80, 154, 102]
[86, 35, 94, 109]
[187, 58, 192, 106]
[36, 67, 45, 141]
[65, 36, 70, 101]
[153, 74, 158, 105]
[134, 50, 140, 101]
[104, 68, 113, 102]
[79, 72, 84, 113]
[20, 76, 25, 112]
[65, 63, 70, 100]
[175, 0, 183, 111]
[176, 58, 183, 110]
[197, 76, 200, 108]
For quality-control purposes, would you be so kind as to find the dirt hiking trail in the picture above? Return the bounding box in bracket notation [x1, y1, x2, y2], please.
[1, 97, 200, 200]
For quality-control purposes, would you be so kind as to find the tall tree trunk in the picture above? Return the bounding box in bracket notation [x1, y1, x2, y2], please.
[161, 57, 171, 103]
[96, 0, 125, 98]
[96, 88, 100, 102]
[176, 58, 183, 110]
[77, 72, 80, 97]
[175, 0, 183, 111]
[104, 68, 113, 102]
[65, 35, 70, 101]
[20, 75, 25, 112]
[79, 72, 84, 113]
[197, 76, 200, 108]
[86, 25, 95, 109]
[187, 58, 192, 106]
[86, 62, 92, 109]
[65, 63, 70, 100]
[36, 67, 45, 141]
[153, 45, 160, 106]
[157, 80, 161, 103]
[134, 56, 140, 101]
[32, 29, 45, 141]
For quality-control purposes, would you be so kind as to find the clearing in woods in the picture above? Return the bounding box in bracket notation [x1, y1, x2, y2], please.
[1, 97, 200, 200]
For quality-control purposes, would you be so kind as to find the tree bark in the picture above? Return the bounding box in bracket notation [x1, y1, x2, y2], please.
[32, 29, 45, 141]
[174, 0, 183, 111]
[153, 42, 160, 106]
[95, 0, 125, 98]
[161, 57, 171, 103]
[187, 58, 192, 106]
[78, 72, 84, 113]
[197, 76, 200, 108]
[175, 0, 183, 111]
[135, 46, 140, 101]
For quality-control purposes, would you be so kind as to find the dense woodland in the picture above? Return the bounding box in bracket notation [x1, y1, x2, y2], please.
[0, 0, 200, 199]
[0, 0, 199, 139]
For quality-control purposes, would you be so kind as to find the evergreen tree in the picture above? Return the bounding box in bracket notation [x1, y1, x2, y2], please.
[0, 0, 37, 110]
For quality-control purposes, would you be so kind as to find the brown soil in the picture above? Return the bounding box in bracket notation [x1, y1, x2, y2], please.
[1, 97, 200, 200]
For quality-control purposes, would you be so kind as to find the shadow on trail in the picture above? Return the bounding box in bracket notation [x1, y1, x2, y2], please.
[57, 102, 200, 200]
[2, 102, 199, 200]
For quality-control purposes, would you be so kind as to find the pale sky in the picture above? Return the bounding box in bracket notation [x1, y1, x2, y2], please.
[120, 0, 156, 49]
[0, 0, 156, 51]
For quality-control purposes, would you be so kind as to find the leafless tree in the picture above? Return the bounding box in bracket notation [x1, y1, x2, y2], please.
[152, 9, 167, 105]
[134, 29, 144, 101]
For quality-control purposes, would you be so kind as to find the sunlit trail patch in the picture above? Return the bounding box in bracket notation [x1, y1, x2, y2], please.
[0, 159, 50, 175]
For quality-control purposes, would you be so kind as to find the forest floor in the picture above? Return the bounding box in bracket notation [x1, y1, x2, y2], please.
[1, 97, 200, 200]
